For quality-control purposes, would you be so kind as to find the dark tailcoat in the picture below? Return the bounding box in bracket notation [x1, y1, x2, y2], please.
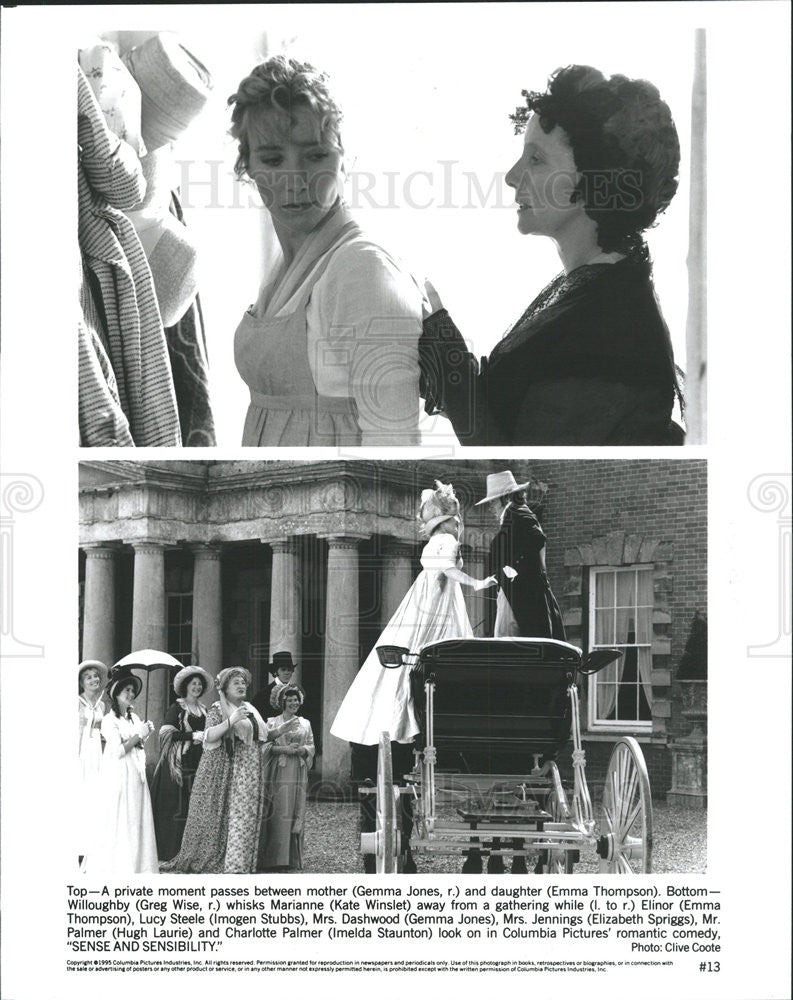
[487, 503, 565, 640]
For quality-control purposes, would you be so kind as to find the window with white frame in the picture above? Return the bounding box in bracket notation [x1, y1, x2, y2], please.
[587, 566, 653, 730]
[167, 593, 193, 667]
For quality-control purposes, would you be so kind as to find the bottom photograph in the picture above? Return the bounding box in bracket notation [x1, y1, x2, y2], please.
[77, 458, 707, 877]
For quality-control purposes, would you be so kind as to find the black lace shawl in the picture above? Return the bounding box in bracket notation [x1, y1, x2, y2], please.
[419, 253, 683, 445]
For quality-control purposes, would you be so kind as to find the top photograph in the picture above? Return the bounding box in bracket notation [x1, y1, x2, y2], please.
[77, 7, 706, 449]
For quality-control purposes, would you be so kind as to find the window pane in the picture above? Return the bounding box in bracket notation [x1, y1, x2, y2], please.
[595, 572, 614, 608]
[637, 647, 652, 703]
[616, 570, 636, 608]
[595, 609, 614, 644]
[589, 566, 653, 727]
[636, 606, 652, 643]
[597, 683, 617, 720]
[637, 568, 653, 604]
[616, 609, 637, 644]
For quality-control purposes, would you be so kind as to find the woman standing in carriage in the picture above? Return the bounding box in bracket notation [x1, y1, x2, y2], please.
[331, 481, 496, 872]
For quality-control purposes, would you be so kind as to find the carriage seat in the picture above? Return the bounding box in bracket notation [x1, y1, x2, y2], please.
[411, 637, 582, 774]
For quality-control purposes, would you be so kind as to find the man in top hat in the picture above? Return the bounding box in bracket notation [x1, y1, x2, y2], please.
[251, 651, 297, 718]
[476, 471, 565, 640]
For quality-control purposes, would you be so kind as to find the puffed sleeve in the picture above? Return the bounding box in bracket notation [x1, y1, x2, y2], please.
[420, 532, 459, 572]
[301, 720, 315, 767]
[310, 242, 422, 446]
[78, 698, 88, 743]
[100, 713, 125, 759]
[202, 703, 225, 750]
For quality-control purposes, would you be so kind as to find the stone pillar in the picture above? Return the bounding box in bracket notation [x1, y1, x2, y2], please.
[464, 546, 488, 636]
[667, 681, 708, 808]
[130, 541, 168, 734]
[380, 540, 414, 626]
[191, 544, 223, 678]
[267, 538, 302, 685]
[81, 544, 117, 668]
[320, 534, 367, 786]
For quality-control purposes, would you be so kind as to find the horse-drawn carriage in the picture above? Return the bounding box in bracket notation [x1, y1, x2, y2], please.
[360, 638, 653, 874]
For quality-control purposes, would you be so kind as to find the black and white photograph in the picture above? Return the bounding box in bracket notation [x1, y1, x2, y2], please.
[74, 7, 703, 449]
[1, 2, 791, 999]
[77, 458, 706, 876]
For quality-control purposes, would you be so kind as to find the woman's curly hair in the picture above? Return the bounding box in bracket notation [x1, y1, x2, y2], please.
[418, 481, 461, 538]
[277, 684, 305, 709]
[228, 55, 343, 180]
[510, 65, 680, 254]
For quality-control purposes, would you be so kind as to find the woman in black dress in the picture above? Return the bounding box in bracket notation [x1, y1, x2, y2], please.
[420, 65, 684, 445]
[150, 666, 211, 861]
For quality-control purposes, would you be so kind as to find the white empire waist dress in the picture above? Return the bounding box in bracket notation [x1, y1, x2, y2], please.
[331, 532, 473, 745]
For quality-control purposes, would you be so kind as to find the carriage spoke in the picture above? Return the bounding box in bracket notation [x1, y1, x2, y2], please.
[600, 738, 653, 874]
[617, 853, 635, 874]
[621, 799, 643, 839]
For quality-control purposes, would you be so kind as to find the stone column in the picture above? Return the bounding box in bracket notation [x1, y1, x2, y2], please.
[81, 544, 117, 668]
[267, 538, 302, 685]
[320, 534, 367, 785]
[464, 546, 488, 636]
[380, 540, 414, 627]
[191, 544, 223, 678]
[130, 541, 168, 734]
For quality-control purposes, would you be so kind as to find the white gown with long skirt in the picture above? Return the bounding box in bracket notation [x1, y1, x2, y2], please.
[78, 694, 105, 867]
[89, 711, 159, 875]
[331, 531, 473, 746]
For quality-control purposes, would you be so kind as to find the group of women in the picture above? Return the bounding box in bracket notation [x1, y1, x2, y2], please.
[229, 56, 684, 447]
[77, 661, 314, 876]
[79, 473, 561, 876]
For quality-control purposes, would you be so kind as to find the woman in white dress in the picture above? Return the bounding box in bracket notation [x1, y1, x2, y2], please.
[77, 660, 107, 870]
[89, 667, 158, 875]
[331, 481, 495, 871]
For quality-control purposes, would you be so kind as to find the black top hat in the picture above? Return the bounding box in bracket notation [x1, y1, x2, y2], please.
[269, 651, 297, 674]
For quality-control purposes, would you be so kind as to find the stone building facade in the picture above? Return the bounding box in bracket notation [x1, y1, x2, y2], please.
[79, 459, 706, 797]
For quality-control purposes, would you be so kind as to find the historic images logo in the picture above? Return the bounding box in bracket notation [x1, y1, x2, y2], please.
[1, 473, 45, 658]
[746, 473, 792, 658]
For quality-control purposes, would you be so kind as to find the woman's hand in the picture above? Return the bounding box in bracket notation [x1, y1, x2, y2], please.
[475, 575, 498, 592]
[228, 705, 249, 726]
[277, 718, 299, 738]
[422, 279, 444, 320]
[137, 720, 154, 741]
[192, 731, 206, 744]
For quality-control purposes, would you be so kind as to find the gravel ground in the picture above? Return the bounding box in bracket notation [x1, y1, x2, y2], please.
[301, 799, 706, 875]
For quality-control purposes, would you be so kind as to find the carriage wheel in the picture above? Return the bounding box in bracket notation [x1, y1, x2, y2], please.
[539, 765, 575, 874]
[598, 737, 653, 874]
[375, 732, 400, 873]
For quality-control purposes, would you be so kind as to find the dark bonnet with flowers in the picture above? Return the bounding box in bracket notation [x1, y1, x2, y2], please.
[510, 65, 680, 256]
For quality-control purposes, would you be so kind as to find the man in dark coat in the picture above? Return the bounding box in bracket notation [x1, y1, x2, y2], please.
[461, 472, 566, 875]
[477, 471, 565, 640]
[251, 651, 297, 718]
